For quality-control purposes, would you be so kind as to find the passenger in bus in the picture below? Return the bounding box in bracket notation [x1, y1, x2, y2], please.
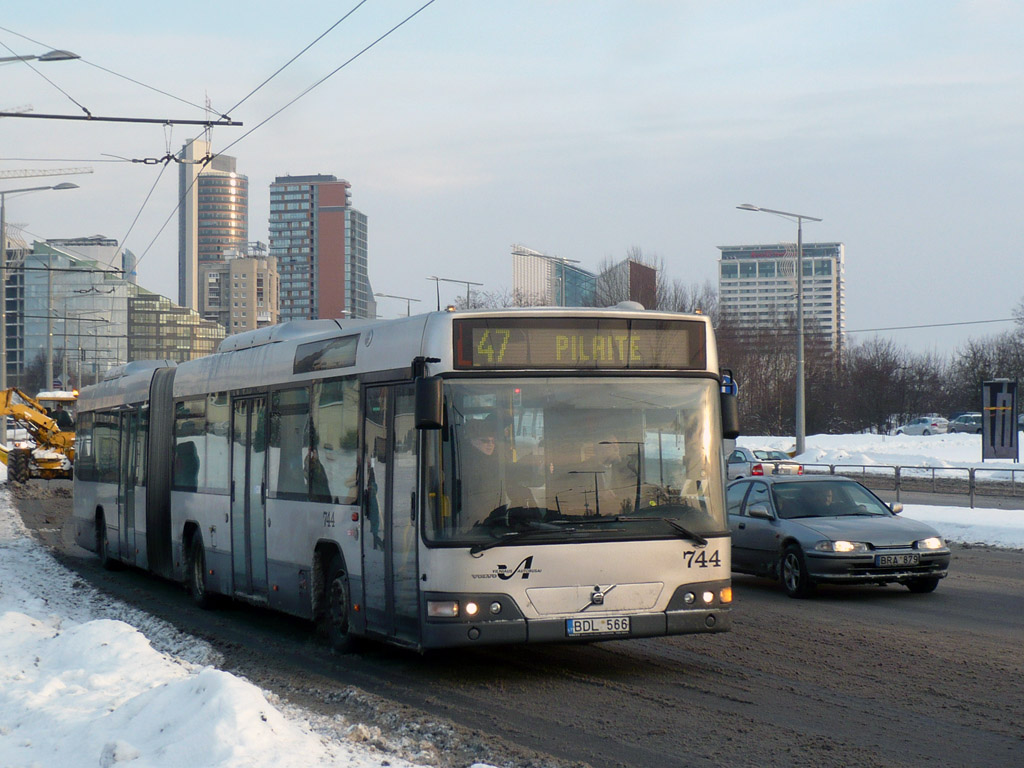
[365, 459, 384, 550]
[596, 435, 639, 514]
[307, 446, 331, 502]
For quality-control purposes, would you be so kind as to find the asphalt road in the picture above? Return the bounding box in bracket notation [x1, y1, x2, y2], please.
[12, 485, 1024, 768]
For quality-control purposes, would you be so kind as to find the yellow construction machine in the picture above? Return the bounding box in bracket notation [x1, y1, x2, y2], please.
[0, 388, 76, 482]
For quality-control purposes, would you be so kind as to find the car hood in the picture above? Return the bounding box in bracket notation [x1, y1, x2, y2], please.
[794, 514, 941, 547]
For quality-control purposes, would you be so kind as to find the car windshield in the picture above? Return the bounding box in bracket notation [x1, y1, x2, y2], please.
[771, 481, 891, 520]
[423, 377, 726, 545]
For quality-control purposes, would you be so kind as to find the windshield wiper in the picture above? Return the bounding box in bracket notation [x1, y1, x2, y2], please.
[469, 523, 569, 555]
[614, 516, 708, 547]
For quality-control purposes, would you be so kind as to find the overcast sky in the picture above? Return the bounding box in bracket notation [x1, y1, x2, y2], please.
[2, 1, 1022, 352]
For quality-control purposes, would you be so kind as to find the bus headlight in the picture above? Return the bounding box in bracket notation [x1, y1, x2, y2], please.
[464, 601, 480, 617]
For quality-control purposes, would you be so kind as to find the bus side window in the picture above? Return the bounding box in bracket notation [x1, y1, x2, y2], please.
[270, 387, 310, 499]
[311, 377, 359, 505]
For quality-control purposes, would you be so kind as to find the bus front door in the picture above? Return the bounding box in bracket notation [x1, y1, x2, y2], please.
[231, 396, 269, 598]
[361, 384, 419, 644]
[116, 410, 138, 564]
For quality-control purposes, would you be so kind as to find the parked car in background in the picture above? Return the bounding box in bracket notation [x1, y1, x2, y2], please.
[726, 475, 950, 597]
[894, 416, 948, 435]
[947, 413, 983, 434]
[726, 446, 803, 480]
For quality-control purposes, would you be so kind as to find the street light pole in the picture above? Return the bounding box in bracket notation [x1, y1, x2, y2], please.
[737, 204, 822, 456]
[0, 49, 80, 64]
[374, 292, 422, 317]
[427, 276, 484, 309]
[0, 182, 79, 443]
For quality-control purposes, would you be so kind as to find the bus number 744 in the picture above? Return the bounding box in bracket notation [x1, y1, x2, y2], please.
[683, 550, 721, 568]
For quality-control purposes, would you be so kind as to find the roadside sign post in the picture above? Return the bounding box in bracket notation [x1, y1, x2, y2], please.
[981, 379, 1018, 462]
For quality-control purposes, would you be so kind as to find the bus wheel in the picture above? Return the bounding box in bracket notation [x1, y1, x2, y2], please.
[96, 513, 118, 570]
[324, 553, 358, 653]
[188, 535, 214, 610]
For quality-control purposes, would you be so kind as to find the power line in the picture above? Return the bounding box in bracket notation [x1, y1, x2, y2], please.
[0, 24, 221, 117]
[220, 0, 438, 156]
[224, 0, 370, 115]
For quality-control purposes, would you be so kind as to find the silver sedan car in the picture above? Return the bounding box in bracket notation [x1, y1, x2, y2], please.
[894, 416, 948, 435]
[726, 446, 803, 480]
[726, 476, 950, 597]
[947, 413, 982, 434]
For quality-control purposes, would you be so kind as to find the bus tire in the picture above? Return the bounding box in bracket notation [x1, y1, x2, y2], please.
[324, 553, 358, 653]
[188, 535, 215, 610]
[8, 448, 30, 484]
[96, 512, 119, 570]
[781, 544, 815, 598]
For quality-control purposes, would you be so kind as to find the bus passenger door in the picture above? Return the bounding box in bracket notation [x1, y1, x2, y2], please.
[231, 396, 269, 598]
[117, 410, 138, 564]
[361, 384, 420, 644]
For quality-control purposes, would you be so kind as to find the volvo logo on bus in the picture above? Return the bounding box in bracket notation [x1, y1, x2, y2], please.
[591, 588, 605, 605]
[471, 556, 541, 580]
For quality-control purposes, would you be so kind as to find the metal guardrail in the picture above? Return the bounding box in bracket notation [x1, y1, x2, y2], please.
[800, 463, 1024, 508]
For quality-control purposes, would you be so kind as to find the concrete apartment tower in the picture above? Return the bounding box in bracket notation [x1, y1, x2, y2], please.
[269, 174, 372, 321]
[178, 139, 249, 310]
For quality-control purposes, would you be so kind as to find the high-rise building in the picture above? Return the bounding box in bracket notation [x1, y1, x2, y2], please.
[269, 174, 372, 321]
[199, 245, 279, 333]
[178, 139, 248, 311]
[717, 242, 846, 348]
[511, 244, 596, 306]
[596, 258, 658, 309]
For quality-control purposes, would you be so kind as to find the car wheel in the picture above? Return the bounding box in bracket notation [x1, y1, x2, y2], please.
[323, 552, 359, 653]
[922, 429, 931, 436]
[895, 429, 903, 435]
[906, 577, 940, 594]
[188, 535, 215, 609]
[781, 544, 815, 598]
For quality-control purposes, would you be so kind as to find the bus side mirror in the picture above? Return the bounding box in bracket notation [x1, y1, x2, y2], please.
[415, 376, 443, 429]
[721, 392, 740, 440]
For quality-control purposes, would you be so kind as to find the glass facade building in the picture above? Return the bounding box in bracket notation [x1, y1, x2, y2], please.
[512, 245, 596, 307]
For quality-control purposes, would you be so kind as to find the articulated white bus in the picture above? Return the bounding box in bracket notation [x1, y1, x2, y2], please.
[73, 306, 739, 651]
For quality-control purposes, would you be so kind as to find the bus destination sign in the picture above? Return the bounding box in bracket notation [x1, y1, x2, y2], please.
[453, 317, 707, 370]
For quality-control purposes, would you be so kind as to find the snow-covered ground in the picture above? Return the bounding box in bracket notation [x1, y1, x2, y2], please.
[2, 433, 1024, 768]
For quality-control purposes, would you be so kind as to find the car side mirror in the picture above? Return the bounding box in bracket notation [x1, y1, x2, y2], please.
[747, 502, 774, 520]
[890, 502, 903, 515]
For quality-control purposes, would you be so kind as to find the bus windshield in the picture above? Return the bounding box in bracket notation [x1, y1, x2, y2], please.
[424, 377, 726, 545]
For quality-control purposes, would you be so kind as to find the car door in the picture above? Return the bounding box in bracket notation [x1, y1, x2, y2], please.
[732, 481, 781, 577]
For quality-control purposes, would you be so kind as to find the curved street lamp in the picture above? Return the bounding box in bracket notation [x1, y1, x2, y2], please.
[0, 49, 80, 64]
[737, 204, 822, 456]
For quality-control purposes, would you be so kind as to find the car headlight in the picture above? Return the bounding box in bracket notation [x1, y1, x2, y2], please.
[916, 537, 945, 550]
[814, 540, 869, 553]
